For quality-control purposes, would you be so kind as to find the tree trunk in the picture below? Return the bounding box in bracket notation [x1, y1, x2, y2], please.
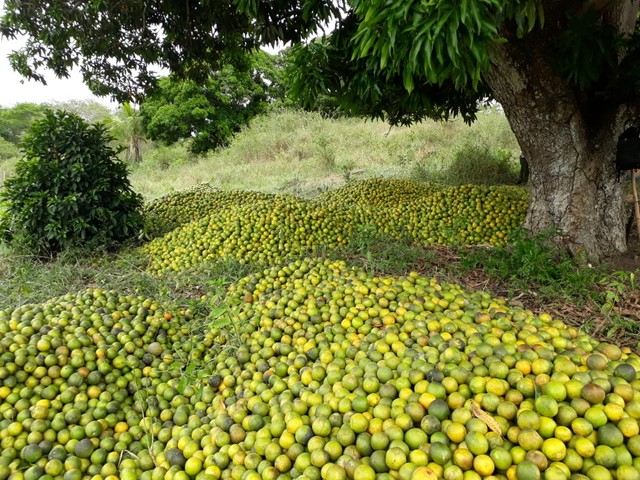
[127, 135, 142, 163]
[483, 37, 628, 261]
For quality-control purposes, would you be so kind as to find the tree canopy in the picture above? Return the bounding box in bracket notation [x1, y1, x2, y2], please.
[141, 51, 286, 153]
[0, 0, 338, 103]
[0, 103, 48, 144]
[4, 1, 638, 123]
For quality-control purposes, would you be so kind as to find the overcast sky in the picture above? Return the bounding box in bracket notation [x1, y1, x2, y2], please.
[0, 2, 115, 109]
[0, 39, 115, 109]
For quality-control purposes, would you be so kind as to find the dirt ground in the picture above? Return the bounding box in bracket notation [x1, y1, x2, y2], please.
[605, 232, 640, 272]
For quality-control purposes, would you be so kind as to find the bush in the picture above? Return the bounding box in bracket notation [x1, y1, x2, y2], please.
[0, 110, 144, 254]
[440, 143, 519, 185]
[413, 142, 519, 186]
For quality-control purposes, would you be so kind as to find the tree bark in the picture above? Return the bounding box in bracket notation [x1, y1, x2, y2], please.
[484, 37, 628, 261]
[127, 135, 142, 163]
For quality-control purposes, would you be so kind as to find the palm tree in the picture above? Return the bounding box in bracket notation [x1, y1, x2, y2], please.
[108, 102, 146, 163]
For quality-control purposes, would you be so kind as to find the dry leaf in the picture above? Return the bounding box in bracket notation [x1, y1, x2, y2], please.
[471, 401, 502, 436]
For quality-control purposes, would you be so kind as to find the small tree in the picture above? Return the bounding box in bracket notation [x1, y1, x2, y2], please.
[107, 103, 146, 163]
[141, 51, 285, 154]
[0, 110, 144, 254]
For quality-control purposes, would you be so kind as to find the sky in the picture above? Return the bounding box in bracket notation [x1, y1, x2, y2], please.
[0, 2, 115, 109]
[0, 38, 115, 109]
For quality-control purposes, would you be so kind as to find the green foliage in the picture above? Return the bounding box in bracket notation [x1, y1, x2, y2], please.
[352, 0, 498, 90]
[286, 34, 489, 127]
[427, 143, 519, 186]
[0, 103, 48, 144]
[106, 103, 146, 163]
[554, 11, 618, 90]
[0, 110, 144, 254]
[0, 0, 337, 102]
[284, 0, 541, 125]
[48, 99, 113, 124]
[460, 228, 602, 299]
[127, 108, 519, 199]
[340, 224, 427, 275]
[141, 52, 284, 154]
[0, 137, 19, 161]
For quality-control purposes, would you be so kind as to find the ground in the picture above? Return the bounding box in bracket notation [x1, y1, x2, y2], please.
[606, 230, 640, 272]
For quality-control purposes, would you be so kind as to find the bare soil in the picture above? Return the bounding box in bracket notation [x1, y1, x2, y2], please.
[604, 232, 640, 273]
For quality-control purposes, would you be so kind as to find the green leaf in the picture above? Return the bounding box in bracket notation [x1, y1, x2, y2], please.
[177, 376, 188, 394]
[403, 67, 415, 93]
[380, 43, 390, 69]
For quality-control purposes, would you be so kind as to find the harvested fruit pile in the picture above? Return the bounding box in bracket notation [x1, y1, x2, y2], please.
[318, 179, 527, 245]
[143, 179, 528, 273]
[143, 196, 351, 272]
[1, 258, 639, 480]
[143, 185, 297, 239]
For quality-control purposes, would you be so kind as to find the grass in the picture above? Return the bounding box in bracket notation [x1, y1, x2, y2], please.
[1, 105, 520, 196]
[127, 106, 521, 200]
[459, 228, 601, 300]
[332, 224, 436, 276]
[0, 245, 252, 313]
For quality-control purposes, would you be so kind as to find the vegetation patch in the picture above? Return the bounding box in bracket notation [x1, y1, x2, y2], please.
[0, 111, 143, 255]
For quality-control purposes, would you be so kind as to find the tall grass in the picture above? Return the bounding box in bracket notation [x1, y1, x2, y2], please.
[1, 106, 520, 196]
[128, 106, 520, 199]
[0, 138, 20, 186]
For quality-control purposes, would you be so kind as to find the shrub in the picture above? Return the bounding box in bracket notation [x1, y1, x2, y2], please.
[418, 142, 519, 186]
[447, 143, 519, 185]
[0, 110, 144, 254]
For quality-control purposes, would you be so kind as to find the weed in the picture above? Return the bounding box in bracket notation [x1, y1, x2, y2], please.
[340, 160, 358, 182]
[315, 134, 336, 170]
[596, 271, 639, 339]
[431, 143, 519, 186]
[460, 228, 603, 301]
[339, 224, 429, 275]
[410, 160, 435, 183]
